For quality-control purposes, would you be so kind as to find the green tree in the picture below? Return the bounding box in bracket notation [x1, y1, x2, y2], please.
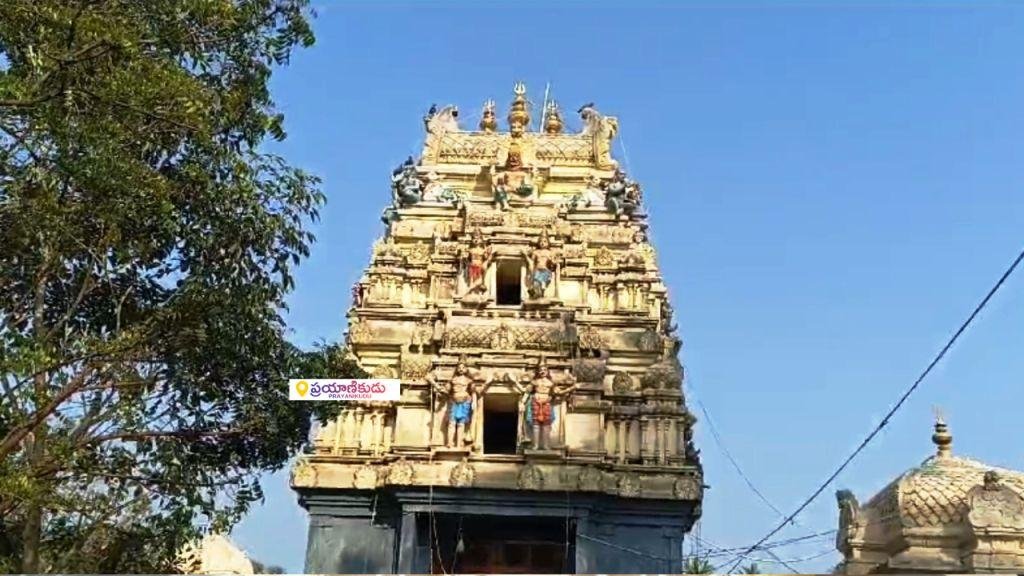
[252, 559, 286, 574]
[741, 561, 761, 574]
[683, 556, 716, 574]
[0, 0, 347, 571]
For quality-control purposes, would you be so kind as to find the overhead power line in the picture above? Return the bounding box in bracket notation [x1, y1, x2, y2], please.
[688, 380, 788, 519]
[727, 245, 1024, 573]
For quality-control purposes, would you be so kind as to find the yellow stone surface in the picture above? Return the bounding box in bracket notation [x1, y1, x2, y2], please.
[177, 534, 254, 575]
[292, 84, 702, 503]
[836, 419, 1024, 574]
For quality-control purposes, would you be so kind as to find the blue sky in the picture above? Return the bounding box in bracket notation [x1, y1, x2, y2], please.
[233, 2, 1024, 571]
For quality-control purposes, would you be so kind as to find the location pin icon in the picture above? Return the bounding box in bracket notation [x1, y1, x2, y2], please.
[295, 380, 309, 397]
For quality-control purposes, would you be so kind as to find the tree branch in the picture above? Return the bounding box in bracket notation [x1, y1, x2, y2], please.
[0, 365, 96, 459]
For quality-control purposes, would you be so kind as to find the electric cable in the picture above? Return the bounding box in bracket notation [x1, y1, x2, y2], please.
[726, 245, 1024, 573]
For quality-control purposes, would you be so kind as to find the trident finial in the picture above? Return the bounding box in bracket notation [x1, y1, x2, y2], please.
[931, 408, 952, 458]
[480, 99, 497, 133]
[508, 82, 530, 135]
[543, 100, 564, 134]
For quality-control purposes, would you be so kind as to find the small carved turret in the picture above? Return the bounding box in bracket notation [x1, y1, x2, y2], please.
[543, 100, 564, 134]
[507, 82, 530, 135]
[479, 99, 497, 133]
[932, 411, 953, 458]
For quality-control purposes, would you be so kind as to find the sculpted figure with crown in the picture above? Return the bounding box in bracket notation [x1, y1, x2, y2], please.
[489, 81, 541, 210]
[507, 358, 577, 450]
[522, 229, 559, 300]
[427, 356, 494, 449]
[459, 227, 492, 298]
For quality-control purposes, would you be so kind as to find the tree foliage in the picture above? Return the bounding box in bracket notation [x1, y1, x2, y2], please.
[683, 556, 716, 574]
[0, 0, 346, 571]
[251, 559, 286, 574]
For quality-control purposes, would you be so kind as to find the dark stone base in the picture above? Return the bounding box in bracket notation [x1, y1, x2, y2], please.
[296, 486, 699, 574]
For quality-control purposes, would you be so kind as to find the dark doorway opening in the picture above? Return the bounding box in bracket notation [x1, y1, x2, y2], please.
[484, 395, 518, 455]
[496, 260, 522, 305]
[421, 513, 575, 574]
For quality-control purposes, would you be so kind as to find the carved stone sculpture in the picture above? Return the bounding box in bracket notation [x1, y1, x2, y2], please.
[578, 102, 619, 169]
[449, 458, 475, 487]
[835, 489, 860, 554]
[425, 104, 459, 134]
[603, 168, 640, 217]
[522, 229, 559, 301]
[388, 459, 415, 485]
[568, 174, 606, 210]
[427, 356, 494, 449]
[578, 467, 603, 491]
[508, 358, 577, 450]
[354, 464, 379, 489]
[517, 465, 545, 490]
[490, 142, 538, 210]
[612, 372, 636, 394]
[617, 473, 641, 497]
[459, 227, 492, 298]
[661, 298, 678, 335]
[968, 470, 1024, 531]
[390, 156, 424, 208]
[422, 170, 462, 205]
[674, 477, 701, 500]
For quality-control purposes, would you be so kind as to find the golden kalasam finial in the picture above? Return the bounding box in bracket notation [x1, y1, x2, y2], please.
[931, 408, 952, 458]
[543, 100, 564, 134]
[479, 99, 497, 133]
[507, 82, 530, 135]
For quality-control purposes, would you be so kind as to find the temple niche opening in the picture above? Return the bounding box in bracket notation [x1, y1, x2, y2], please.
[291, 83, 703, 574]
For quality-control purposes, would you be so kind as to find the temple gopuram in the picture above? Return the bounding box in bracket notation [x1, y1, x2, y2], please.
[291, 84, 703, 574]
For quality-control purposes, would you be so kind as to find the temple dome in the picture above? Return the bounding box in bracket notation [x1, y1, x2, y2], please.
[835, 419, 1024, 574]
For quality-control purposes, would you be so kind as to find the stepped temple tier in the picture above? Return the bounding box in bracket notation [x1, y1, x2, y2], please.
[291, 84, 703, 574]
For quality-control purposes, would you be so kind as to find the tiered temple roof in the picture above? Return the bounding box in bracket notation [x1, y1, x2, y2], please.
[836, 419, 1024, 574]
[291, 83, 702, 506]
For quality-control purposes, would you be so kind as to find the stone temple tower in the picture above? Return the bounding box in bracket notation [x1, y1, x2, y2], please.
[291, 84, 703, 574]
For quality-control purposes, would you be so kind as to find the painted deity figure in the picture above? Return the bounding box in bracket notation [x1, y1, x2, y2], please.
[391, 156, 423, 208]
[568, 174, 606, 210]
[351, 282, 363, 308]
[507, 359, 577, 450]
[422, 170, 462, 205]
[490, 144, 537, 210]
[427, 356, 493, 448]
[460, 227, 492, 296]
[521, 230, 558, 300]
[603, 168, 640, 217]
[661, 298, 678, 336]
